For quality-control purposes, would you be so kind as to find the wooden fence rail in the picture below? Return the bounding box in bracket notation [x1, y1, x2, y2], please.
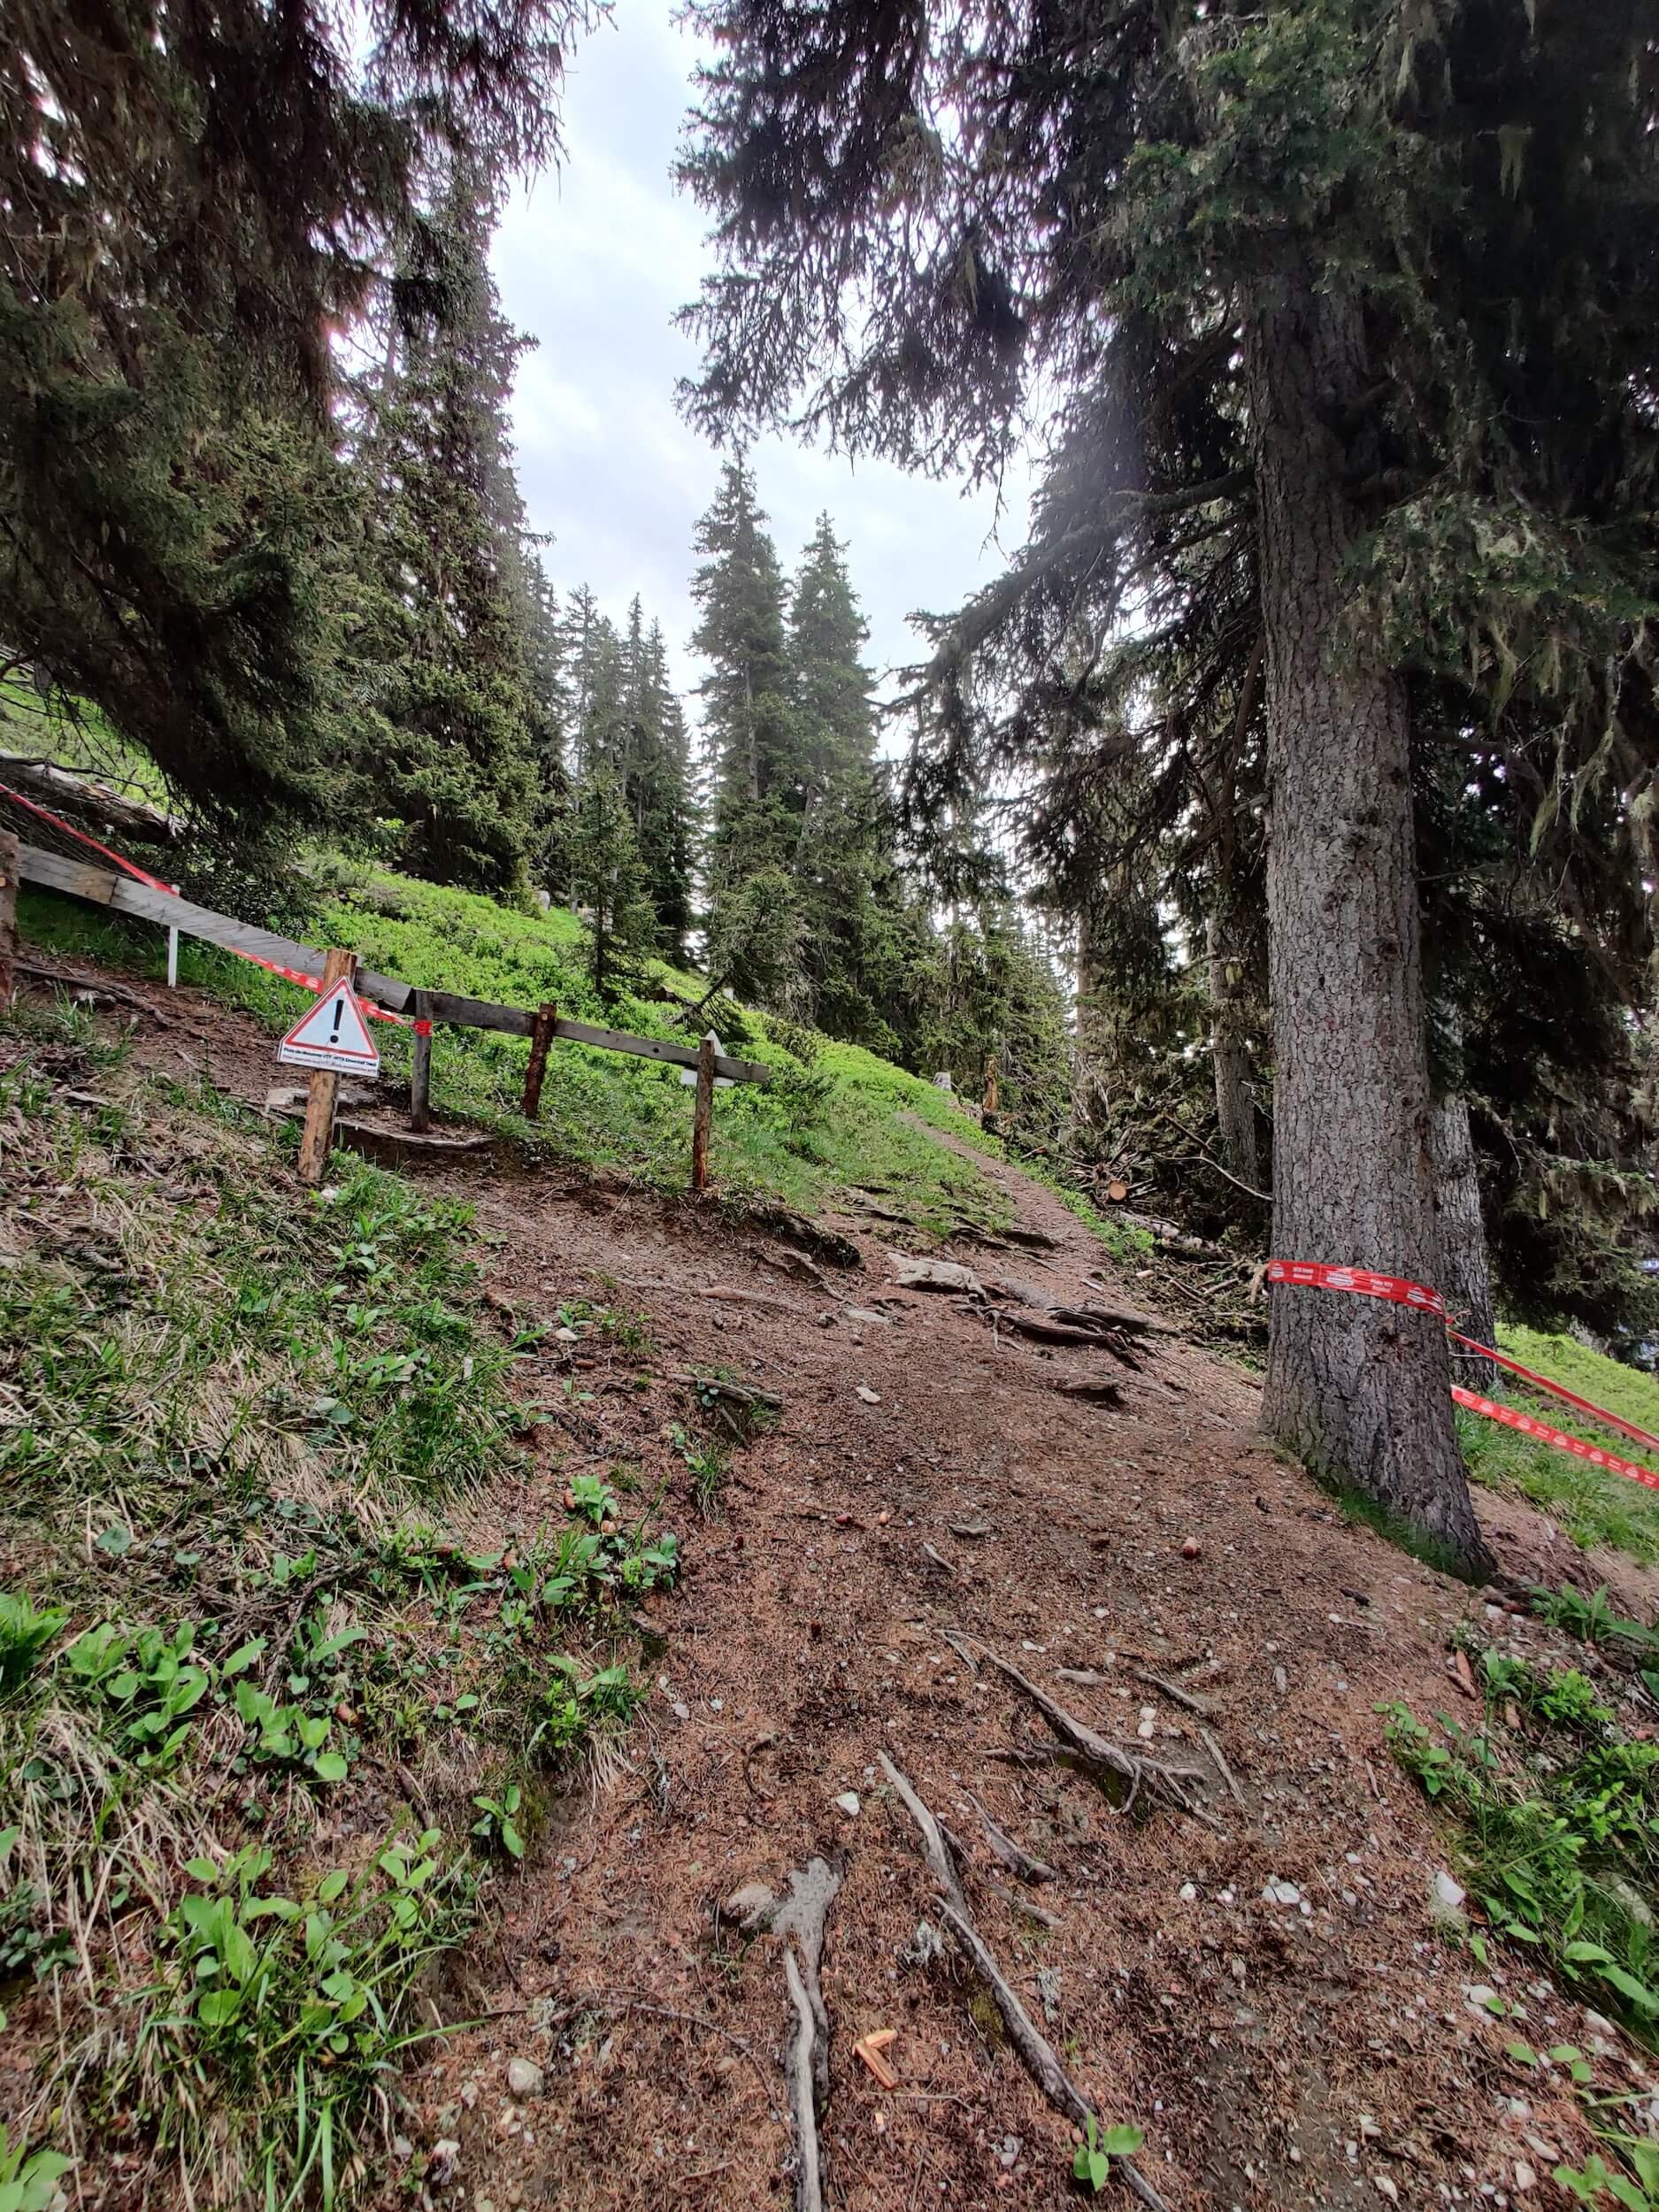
[16, 841, 768, 1187]
[16, 842, 771, 1085]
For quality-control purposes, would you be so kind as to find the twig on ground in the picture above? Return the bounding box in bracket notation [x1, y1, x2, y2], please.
[940, 1628, 981, 1675]
[22, 961, 175, 1026]
[879, 1752, 969, 1917]
[985, 1878, 1063, 1929]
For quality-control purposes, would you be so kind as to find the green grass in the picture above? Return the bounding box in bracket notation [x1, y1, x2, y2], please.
[0, 1009, 679, 2204]
[16, 856, 1141, 1251]
[1458, 1326, 1659, 1564]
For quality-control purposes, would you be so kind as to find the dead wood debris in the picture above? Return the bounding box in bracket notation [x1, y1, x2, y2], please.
[1134, 1668, 1218, 1718]
[1199, 1724, 1248, 1810]
[21, 961, 175, 1026]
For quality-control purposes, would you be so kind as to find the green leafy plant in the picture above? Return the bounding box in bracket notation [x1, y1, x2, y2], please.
[471, 1784, 526, 1860]
[1386, 1650, 1659, 2039]
[65, 1620, 212, 1772]
[671, 1422, 728, 1517]
[0, 1595, 66, 1701]
[231, 1679, 350, 1783]
[144, 1833, 474, 2206]
[1071, 2116, 1144, 2193]
[0, 2124, 72, 2212]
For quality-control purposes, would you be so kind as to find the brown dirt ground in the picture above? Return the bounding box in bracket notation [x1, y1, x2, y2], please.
[17, 955, 1659, 2212]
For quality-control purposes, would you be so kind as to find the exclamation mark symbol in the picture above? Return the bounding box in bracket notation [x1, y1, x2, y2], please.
[329, 995, 344, 1044]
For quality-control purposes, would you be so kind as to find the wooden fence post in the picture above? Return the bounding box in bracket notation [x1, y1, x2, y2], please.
[521, 1002, 557, 1119]
[690, 1031, 716, 1194]
[296, 947, 357, 1187]
[409, 988, 433, 1133]
[0, 830, 17, 1009]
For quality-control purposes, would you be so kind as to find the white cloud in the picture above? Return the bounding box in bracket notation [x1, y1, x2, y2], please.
[491, 0, 1033, 743]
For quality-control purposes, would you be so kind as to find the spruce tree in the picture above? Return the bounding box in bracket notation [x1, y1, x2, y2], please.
[568, 770, 661, 1002]
[679, 0, 1659, 1571]
[692, 459, 802, 987]
[2, 0, 586, 826]
[360, 174, 541, 892]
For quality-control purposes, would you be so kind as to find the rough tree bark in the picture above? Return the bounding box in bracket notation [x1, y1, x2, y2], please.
[1247, 280, 1490, 1573]
[1430, 1091, 1499, 1391]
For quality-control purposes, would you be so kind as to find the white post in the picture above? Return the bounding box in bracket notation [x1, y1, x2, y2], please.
[166, 888, 180, 988]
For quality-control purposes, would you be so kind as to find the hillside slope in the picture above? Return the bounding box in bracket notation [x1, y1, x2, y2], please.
[7, 953, 1659, 2211]
[17, 858, 1111, 1248]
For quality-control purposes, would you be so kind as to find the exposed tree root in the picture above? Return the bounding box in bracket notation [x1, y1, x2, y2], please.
[981, 1650, 1210, 1816]
[774, 1855, 841, 2210]
[883, 1755, 1175, 2212]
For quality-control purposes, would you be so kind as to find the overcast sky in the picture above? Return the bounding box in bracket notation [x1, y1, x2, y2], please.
[492, 0, 1034, 730]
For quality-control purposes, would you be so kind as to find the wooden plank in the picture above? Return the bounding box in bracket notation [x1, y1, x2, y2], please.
[419, 986, 534, 1037]
[297, 947, 354, 1186]
[409, 988, 433, 1133]
[16, 845, 119, 909]
[552, 1014, 769, 1086]
[0, 830, 17, 1005]
[17, 841, 770, 1081]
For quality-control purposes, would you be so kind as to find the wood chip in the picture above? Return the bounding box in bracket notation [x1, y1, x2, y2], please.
[853, 2028, 898, 2091]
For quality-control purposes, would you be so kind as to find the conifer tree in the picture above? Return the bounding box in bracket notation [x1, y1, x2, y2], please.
[360, 174, 541, 892]
[692, 460, 801, 987]
[568, 770, 661, 1002]
[2, 0, 587, 826]
[679, 0, 1659, 1571]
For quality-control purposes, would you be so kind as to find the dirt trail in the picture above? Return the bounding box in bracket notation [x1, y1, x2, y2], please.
[35, 959, 1659, 2210]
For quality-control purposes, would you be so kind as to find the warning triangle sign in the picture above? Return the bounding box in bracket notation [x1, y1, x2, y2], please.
[278, 980, 380, 1076]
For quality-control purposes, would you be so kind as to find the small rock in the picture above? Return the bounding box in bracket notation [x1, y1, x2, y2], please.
[1180, 1536, 1200, 1559]
[392, 2136, 414, 2161]
[1263, 1881, 1302, 1908]
[1358, 2116, 1383, 2142]
[1430, 1869, 1468, 1924]
[1514, 2163, 1537, 2193]
[834, 1791, 861, 1817]
[1136, 1718, 1156, 1740]
[1373, 2179, 1398, 2205]
[856, 1385, 881, 1404]
[672, 1700, 691, 1721]
[427, 2140, 461, 2187]
[998, 2136, 1023, 2169]
[1272, 1665, 1288, 1693]
[1463, 1984, 1500, 2015]
[1179, 1882, 1197, 1902]
[506, 2058, 543, 2100]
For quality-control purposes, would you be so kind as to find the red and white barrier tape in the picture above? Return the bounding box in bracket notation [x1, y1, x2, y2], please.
[1269, 1256, 1659, 1489]
[0, 776, 431, 1034]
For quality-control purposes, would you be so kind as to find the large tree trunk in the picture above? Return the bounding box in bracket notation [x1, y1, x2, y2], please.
[1430, 1092, 1499, 1392]
[1247, 280, 1490, 1574]
[1206, 902, 1263, 1190]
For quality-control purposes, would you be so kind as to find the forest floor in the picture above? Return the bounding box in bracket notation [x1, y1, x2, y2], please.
[8, 956, 1659, 2212]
